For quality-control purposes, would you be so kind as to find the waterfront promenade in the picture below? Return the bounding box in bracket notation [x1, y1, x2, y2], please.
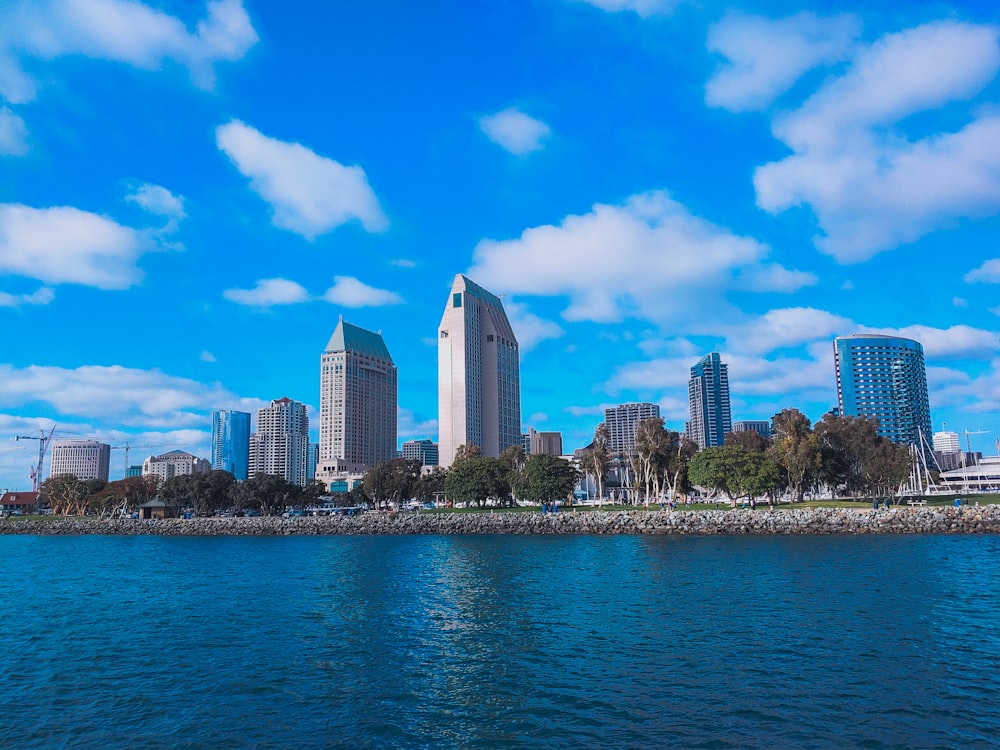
[2, 505, 1000, 535]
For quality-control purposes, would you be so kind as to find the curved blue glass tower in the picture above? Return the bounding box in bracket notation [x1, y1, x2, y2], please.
[833, 334, 932, 448]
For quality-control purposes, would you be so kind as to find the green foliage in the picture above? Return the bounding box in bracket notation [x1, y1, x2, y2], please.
[230, 473, 301, 515]
[768, 408, 820, 502]
[363, 458, 423, 509]
[159, 470, 236, 516]
[688, 445, 781, 504]
[444, 456, 508, 508]
[413, 467, 447, 504]
[583, 423, 611, 501]
[520, 454, 579, 504]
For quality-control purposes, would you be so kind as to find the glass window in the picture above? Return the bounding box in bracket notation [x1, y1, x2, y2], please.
[453, 293, 462, 308]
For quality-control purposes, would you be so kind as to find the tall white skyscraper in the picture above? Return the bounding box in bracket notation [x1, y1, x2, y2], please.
[603, 403, 661, 456]
[319, 317, 397, 470]
[49, 439, 111, 482]
[249, 397, 309, 486]
[438, 274, 521, 467]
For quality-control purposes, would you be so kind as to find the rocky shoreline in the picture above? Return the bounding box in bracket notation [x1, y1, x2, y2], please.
[2, 505, 999, 536]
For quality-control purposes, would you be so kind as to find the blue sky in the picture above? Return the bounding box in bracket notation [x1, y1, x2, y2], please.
[2, 0, 1000, 487]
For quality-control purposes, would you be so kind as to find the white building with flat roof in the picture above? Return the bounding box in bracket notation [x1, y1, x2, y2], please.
[250, 397, 310, 486]
[933, 431, 961, 454]
[438, 274, 521, 467]
[142, 450, 210, 482]
[49, 439, 110, 482]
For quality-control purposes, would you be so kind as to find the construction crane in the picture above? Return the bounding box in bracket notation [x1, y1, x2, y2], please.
[15, 426, 57, 492]
[965, 429, 991, 454]
[110, 442, 176, 479]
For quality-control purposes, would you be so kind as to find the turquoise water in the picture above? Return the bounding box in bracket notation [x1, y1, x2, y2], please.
[2, 534, 999, 748]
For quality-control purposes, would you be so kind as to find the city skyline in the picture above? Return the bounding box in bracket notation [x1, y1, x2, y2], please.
[2, 0, 1000, 487]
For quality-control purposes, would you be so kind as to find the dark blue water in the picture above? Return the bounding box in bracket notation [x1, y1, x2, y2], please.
[1, 534, 999, 749]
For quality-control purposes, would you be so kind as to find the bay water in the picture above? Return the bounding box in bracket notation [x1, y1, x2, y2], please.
[2, 533, 999, 748]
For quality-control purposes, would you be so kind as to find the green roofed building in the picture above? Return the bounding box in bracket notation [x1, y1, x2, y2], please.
[319, 316, 398, 471]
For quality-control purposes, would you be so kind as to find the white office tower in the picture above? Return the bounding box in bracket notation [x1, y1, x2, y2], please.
[49, 439, 111, 482]
[249, 397, 310, 486]
[319, 318, 397, 471]
[932, 431, 960, 454]
[438, 274, 521, 467]
[142, 450, 210, 482]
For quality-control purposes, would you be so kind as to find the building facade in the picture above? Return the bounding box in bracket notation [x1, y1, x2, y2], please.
[733, 420, 772, 439]
[834, 334, 932, 448]
[141, 450, 211, 482]
[687, 353, 732, 449]
[604, 403, 660, 456]
[319, 318, 397, 471]
[249, 397, 310, 486]
[401, 439, 439, 466]
[438, 274, 521, 467]
[522, 427, 563, 456]
[932, 431, 960, 454]
[211, 409, 251, 480]
[49, 439, 111, 482]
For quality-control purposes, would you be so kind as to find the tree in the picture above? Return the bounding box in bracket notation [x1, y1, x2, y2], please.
[664, 432, 698, 502]
[520, 454, 579, 506]
[413, 467, 447, 505]
[499, 445, 527, 505]
[231, 474, 301, 515]
[769, 408, 821, 502]
[583, 423, 611, 504]
[724, 430, 770, 453]
[40, 474, 93, 516]
[89, 475, 159, 517]
[451, 444, 482, 466]
[688, 445, 781, 505]
[444, 457, 508, 508]
[363, 458, 422, 509]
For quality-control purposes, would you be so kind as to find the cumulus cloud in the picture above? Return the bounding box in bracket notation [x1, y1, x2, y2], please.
[859, 324, 1000, 360]
[0, 204, 145, 289]
[199, 350, 217, 363]
[0, 107, 28, 155]
[726, 307, 853, 356]
[574, 0, 680, 17]
[0, 363, 266, 428]
[706, 12, 860, 112]
[223, 277, 309, 307]
[0, 287, 54, 307]
[965, 258, 1000, 283]
[126, 183, 186, 220]
[504, 301, 564, 352]
[467, 190, 812, 325]
[0, 0, 257, 103]
[397, 406, 437, 440]
[479, 107, 550, 155]
[323, 276, 402, 307]
[754, 21, 1000, 262]
[216, 120, 387, 239]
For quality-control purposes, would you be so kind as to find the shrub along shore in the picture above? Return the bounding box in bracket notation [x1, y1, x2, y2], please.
[2, 505, 1000, 535]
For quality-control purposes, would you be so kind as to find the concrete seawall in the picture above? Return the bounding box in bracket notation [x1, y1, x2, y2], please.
[2, 506, 999, 535]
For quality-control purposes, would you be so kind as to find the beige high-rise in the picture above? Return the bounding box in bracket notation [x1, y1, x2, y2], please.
[437, 274, 521, 467]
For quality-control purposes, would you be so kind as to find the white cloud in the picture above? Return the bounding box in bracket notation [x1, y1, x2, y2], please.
[390, 258, 417, 268]
[223, 277, 309, 307]
[574, 0, 680, 18]
[706, 12, 860, 112]
[216, 120, 387, 239]
[479, 107, 551, 155]
[467, 190, 812, 325]
[0, 204, 145, 289]
[0, 0, 257, 103]
[859, 324, 1000, 360]
[0, 364, 266, 428]
[754, 21, 1000, 262]
[953, 297, 968, 308]
[0, 287, 54, 307]
[965, 258, 1000, 283]
[199, 350, 217, 363]
[527, 412, 549, 424]
[126, 183, 186, 220]
[323, 276, 402, 308]
[992, 306, 1000, 317]
[0, 107, 28, 155]
[397, 406, 437, 441]
[726, 307, 853, 356]
[563, 403, 617, 418]
[504, 301, 564, 352]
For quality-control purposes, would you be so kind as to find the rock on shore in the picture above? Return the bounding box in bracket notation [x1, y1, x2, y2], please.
[2, 506, 999, 536]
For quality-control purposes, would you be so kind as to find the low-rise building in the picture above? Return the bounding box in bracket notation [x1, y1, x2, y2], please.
[141, 450, 211, 483]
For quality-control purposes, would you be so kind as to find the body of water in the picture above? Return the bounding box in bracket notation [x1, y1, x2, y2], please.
[1, 534, 999, 748]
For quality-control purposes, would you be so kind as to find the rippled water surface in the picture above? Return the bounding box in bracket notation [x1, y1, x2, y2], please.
[2, 534, 1000, 748]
